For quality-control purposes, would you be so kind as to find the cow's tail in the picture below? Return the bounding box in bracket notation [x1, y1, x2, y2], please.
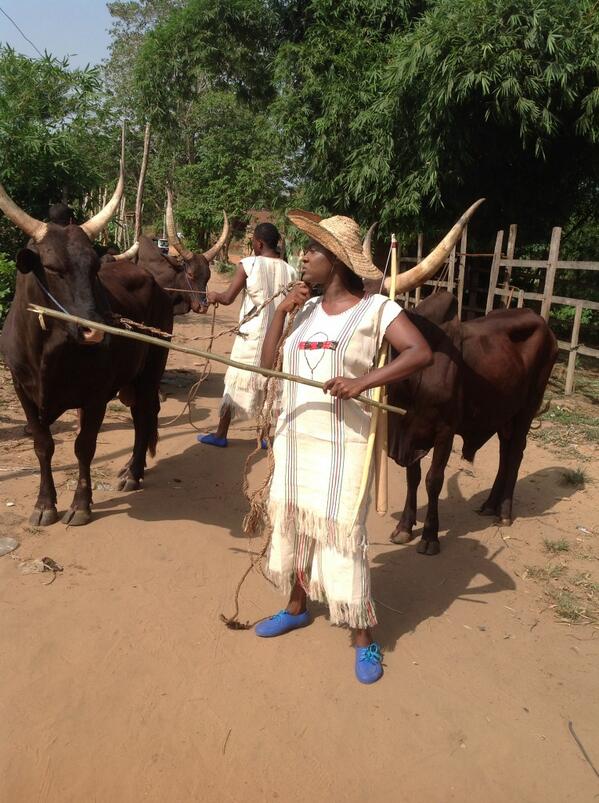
[530, 397, 551, 430]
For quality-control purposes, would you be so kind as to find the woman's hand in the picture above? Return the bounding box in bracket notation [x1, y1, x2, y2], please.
[323, 376, 366, 400]
[278, 282, 311, 314]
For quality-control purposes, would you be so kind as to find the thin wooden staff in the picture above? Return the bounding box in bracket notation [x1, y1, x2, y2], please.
[355, 234, 399, 524]
[27, 304, 407, 417]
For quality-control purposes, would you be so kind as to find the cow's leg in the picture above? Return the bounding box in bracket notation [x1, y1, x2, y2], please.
[12, 383, 58, 525]
[62, 404, 106, 526]
[478, 434, 510, 518]
[391, 460, 421, 544]
[117, 387, 160, 492]
[418, 434, 453, 556]
[496, 425, 530, 526]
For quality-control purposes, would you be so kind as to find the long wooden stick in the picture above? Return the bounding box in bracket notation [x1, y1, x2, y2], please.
[355, 234, 399, 523]
[27, 304, 407, 417]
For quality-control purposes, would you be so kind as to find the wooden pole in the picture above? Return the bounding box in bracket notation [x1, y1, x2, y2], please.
[502, 224, 518, 307]
[414, 234, 424, 307]
[457, 225, 467, 319]
[486, 230, 504, 313]
[27, 304, 407, 417]
[541, 227, 562, 321]
[565, 301, 583, 396]
[373, 234, 398, 515]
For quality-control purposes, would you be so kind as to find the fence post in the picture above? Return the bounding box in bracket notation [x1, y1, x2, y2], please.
[565, 301, 584, 396]
[517, 289, 525, 308]
[541, 227, 562, 321]
[486, 230, 504, 313]
[414, 233, 424, 306]
[502, 224, 518, 306]
[457, 225, 468, 319]
[447, 244, 456, 296]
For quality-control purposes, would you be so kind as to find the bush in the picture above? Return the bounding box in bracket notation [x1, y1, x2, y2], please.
[0, 252, 16, 323]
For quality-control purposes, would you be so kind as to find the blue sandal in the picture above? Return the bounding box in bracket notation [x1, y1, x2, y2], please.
[355, 643, 384, 684]
[255, 610, 311, 637]
[198, 433, 228, 448]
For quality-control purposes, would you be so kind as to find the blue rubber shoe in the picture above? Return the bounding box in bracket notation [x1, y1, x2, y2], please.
[261, 439, 268, 450]
[198, 433, 228, 448]
[355, 643, 384, 684]
[255, 609, 311, 637]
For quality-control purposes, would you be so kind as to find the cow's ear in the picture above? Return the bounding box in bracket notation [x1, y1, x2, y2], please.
[15, 248, 41, 274]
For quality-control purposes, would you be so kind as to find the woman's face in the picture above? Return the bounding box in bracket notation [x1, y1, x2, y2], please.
[301, 240, 336, 286]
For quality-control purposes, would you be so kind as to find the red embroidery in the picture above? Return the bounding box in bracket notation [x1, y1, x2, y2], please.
[298, 341, 338, 351]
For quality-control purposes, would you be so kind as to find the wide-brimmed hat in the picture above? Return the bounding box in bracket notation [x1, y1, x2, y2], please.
[287, 209, 382, 280]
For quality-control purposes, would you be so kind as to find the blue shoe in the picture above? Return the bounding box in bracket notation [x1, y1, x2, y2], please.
[255, 609, 311, 637]
[355, 643, 384, 684]
[261, 439, 268, 450]
[198, 433, 228, 448]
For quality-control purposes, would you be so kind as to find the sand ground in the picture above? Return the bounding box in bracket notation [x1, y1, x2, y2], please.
[1, 275, 598, 802]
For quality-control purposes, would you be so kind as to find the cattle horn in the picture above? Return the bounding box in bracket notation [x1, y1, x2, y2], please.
[165, 187, 193, 260]
[363, 222, 377, 260]
[202, 210, 229, 263]
[390, 199, 485, 294]
[81, 124, 126, 241]
[112, 241, 140, 261]
[0, 183, 48, 242]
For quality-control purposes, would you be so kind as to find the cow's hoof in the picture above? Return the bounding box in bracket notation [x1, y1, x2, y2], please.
[391, 529, 414, 545]
[117, 475, 141, 492]
[62, 508, 92, 526]
[499, 517, 512, 527]
[417, 539, 440, 556]
[29, 507, 59, 526]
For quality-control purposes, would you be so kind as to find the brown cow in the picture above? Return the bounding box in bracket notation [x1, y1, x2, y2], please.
[106, 189, 229, 315]
[387, 291, 558, 554]
[0, 177, 173, 527]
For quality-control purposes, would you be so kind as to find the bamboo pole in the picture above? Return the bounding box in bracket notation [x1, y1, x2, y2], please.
[376, 234, 399, 516]
[27, 304, 407, 417]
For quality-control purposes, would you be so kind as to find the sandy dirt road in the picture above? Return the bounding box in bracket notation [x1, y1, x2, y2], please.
[0, 276, 598, 802]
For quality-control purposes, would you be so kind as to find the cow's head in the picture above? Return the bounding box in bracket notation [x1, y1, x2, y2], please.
[0, 169, 124, 345]
[165, 188, 229, 314]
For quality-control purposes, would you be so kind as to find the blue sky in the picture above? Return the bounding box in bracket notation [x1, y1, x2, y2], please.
[0, 0, 112, 67]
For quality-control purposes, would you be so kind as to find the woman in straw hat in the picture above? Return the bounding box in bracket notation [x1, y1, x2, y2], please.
[254, 210, 433, 684]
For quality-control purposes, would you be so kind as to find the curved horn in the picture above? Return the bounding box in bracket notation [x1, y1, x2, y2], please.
[393, 198, 485, 294]
[165, 187, 193, 260]
[112, 241, 140, 261]
[202, 210, 230, 262]
[81, 124, 126, 241]
[135, 123, 151, 240]
[363, 222, 377, 260]
[0, 183, 48, 242]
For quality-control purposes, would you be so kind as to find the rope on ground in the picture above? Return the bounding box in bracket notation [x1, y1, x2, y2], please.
[161, 304, 217, 430]
[220, 309, 299, 630]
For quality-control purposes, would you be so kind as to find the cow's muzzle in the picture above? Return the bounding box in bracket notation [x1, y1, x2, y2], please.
[80, 326, 105, 344]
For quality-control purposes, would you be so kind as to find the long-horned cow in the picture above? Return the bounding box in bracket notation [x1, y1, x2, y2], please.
[368, 203, 559, 555]
[109, 190, 229, 316]
[0, 162, 173, 527]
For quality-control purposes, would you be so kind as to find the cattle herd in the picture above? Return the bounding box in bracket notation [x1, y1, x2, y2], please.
[0, 140, 558, 551]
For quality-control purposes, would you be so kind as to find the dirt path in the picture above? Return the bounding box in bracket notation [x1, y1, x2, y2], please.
[0, 277, 598, 803]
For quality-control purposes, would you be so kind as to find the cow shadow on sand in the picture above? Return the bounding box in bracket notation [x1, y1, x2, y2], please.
[369, 463, 581, 652]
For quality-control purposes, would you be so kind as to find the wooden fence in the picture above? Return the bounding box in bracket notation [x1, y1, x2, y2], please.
[394, 224, 599, 396]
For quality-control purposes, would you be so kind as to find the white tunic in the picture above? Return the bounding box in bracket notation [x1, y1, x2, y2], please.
[267, 293, 402, 556]
[221, 255, 297, 419]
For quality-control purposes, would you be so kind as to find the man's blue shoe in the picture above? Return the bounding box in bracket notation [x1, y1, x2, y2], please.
[198, 433, 228, 448]
[355, 643, 383, 684]
[261, 439, 268, 450]
[255, 609, 311, 637]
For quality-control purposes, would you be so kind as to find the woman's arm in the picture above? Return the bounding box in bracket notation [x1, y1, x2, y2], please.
[206, 264, 247, 306]
[261, 283, 311, 368]
[323, 312, 433, 399]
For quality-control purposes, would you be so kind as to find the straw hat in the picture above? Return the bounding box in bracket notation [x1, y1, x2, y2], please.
[287, 209, 382, 280]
